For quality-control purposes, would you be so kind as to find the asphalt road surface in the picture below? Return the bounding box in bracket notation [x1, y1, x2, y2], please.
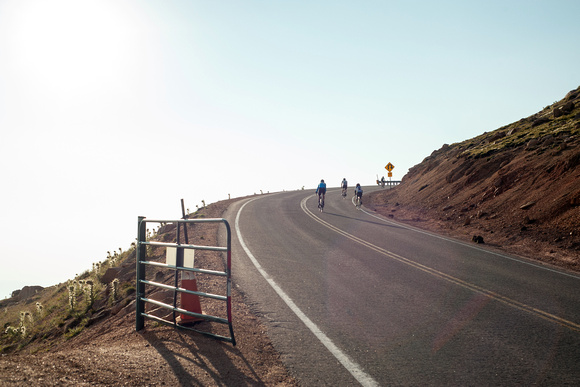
[222, 186, 580, 386]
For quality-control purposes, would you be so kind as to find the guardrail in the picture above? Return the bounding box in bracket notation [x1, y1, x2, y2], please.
[135, 216, 235, 345]
[376, 180, 401, 187]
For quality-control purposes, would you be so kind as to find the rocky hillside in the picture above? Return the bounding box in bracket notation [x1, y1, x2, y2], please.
[0, 199, 297, 386]
[367, 86, 580, 272]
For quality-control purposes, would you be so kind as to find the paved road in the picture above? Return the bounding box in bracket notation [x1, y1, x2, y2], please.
[223, 186, 580, 386]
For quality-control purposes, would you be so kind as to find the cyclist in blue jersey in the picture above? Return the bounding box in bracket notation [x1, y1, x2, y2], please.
[354, 183, 363, 207]
[315, 179, 327, 210]
[341, 178, 348, 198]
[315, 179, 327, 200]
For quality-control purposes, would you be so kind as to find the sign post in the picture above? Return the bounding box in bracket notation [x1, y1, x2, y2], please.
[385, 163, 395, 185]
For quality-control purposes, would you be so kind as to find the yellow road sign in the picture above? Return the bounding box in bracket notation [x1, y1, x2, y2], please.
[385, 162, 394, 172]
[388, 172, 393, 177]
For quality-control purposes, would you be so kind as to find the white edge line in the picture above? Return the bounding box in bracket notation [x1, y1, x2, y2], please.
[235, 197, 379, 387]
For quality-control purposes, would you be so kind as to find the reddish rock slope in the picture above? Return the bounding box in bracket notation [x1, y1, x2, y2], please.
[367, 86, 580, 271]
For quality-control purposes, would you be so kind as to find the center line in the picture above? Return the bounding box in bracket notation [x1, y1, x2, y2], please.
[300, 196, 580, 332]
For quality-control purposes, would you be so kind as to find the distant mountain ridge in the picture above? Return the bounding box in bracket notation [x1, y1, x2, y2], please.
[368, 85, 580, 271]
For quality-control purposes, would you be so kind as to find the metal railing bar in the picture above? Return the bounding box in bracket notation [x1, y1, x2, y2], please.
[140, 279, 227, 301]
[142, 240, 228, 252]
[139, 260, 228, 277]
[141, 297, 229, 325]
[141, 313, 234, 343]
[142, 218, 227, 225]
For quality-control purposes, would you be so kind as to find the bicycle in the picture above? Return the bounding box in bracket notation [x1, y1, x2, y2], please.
[318, 194, 325, 212]
[355, 195, 362, 210]
[341, 187, 347, 199]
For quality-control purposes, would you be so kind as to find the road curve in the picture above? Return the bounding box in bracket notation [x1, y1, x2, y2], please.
[222, 186, 580, 386]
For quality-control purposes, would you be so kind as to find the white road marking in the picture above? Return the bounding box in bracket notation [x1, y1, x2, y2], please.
[300, 195, 580, 332]
[235, 197, 379, 387]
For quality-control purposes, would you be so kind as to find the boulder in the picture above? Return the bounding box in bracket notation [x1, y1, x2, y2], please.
[541, 135, 554, 147]
[562, 101, 575, 113]
[11, 285, 44, 301]
[488, 131, 506, 142]
[532, 116, 550, 127]
[100, 267, 121, 284]
[525, 139, 539, 150]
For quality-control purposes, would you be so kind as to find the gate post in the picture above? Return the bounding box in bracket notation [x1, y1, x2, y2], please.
[136, 216, 147, 331]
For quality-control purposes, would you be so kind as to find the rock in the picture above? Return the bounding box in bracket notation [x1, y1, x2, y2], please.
[154, 271, 165, 282]
[488, 131, 506, 142]
[111, 299, 134, 316]
[566, 89, 579, 101]
[63, 317, 81, 333]
[541, 135, 554, 146]
[117, 300, 135, 318]
[523, 216, 535, 224]
[100, 267, 121, 284]
[472, 235, 484, 244]
[526, 139, 539, 150]
[520, 201, 536, 210]
[158, 223, 177, 234]
[532, 117, 550, 127]
[553, 107, 563, 118]
[562, 101, 575, 113]
[86, 309, 111, 327]
[11, 286, 44, 301]
[570, 191, 580, 206]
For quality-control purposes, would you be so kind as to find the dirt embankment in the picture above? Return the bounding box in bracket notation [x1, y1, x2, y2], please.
[0, 198, 298, 386]
[367, 86, 580, 272]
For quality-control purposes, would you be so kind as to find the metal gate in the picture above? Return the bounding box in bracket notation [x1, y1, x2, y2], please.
[135, 216, 235, 345]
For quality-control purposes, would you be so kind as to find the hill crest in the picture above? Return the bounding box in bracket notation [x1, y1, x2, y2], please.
[368, 85, 580, 271]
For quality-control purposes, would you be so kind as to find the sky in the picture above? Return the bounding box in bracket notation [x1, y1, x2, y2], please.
[1, 0, 579, 299]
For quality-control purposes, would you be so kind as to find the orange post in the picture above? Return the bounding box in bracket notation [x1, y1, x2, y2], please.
[180, 271, 203, 322]
[179, 248, 203, 323]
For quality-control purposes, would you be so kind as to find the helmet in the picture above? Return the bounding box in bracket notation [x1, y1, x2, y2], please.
[321, 179, 324, 183]
[356, 183, 360, 187]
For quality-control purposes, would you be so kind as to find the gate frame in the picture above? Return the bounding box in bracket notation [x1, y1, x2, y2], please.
[136, 216, 235, 345]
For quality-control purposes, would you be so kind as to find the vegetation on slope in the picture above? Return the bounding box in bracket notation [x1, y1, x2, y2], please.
[368, 86, 580, 270]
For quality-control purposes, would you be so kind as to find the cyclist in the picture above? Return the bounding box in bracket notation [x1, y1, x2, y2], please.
[341, 178, 348, 197]
[354, 183, 363, 206]
[315, 179, 327, 206]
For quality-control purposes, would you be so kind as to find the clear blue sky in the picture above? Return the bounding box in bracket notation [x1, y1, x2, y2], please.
[1, 0, 578, 298]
